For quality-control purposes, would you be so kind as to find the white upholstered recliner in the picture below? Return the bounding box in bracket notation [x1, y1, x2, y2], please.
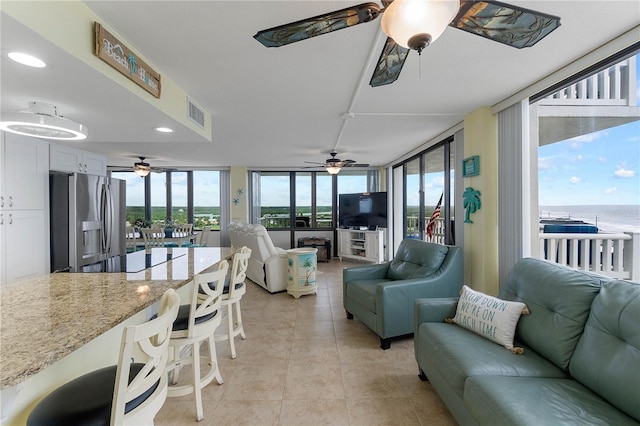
[227, 222, 288, 293]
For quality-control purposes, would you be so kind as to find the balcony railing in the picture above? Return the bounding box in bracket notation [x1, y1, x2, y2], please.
[538, 232, 639, 281]
[540, 57, 637, 107]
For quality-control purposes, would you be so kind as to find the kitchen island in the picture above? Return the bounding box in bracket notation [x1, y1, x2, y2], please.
[0, 247, 233, 423]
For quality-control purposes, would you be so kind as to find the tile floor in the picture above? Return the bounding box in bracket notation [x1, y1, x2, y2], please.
[156, 258, 456, 425]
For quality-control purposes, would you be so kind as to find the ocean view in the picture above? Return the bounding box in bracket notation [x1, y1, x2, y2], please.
[539, 205, 640, 233]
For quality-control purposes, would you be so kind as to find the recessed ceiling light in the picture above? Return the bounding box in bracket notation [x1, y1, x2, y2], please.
[154, 127, 173, 133]
[8, 52, 46, 68]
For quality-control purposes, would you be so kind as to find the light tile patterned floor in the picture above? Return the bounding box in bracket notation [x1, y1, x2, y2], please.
[156, 258, 455, 425]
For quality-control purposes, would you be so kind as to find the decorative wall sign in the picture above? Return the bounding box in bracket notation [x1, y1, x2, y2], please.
[463, 187, 482, 223]
[94, 22, 161, 98]
[463, 155, 480, 177]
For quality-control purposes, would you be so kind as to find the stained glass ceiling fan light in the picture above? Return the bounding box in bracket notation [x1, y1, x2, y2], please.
[381, 0, 460, 53]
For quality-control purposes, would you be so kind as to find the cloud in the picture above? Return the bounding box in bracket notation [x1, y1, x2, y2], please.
[432, 176, 445, 187]
[569, 176, 582, 184]
[598, 157, 607, 163]
[605, 187, 618, 195]
[569, 132, 602, 144]
[538, 156, 553, 169]
[614, 165, 635, 178]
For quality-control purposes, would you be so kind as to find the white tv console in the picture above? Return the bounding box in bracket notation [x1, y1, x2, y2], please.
[337, 229, 384, 263]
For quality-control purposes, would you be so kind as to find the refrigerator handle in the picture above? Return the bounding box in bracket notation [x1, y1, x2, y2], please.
[101, 184, 108, 254]
[105, 183, 114, 255]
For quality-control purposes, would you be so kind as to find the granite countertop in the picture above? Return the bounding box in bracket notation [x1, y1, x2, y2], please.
[0, 247, 233, 388]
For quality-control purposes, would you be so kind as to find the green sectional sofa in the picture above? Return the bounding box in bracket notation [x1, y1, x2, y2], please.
[414, 258, 640, 425]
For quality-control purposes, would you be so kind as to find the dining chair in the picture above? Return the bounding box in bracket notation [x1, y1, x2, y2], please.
[172, 223, 193, 237]
[165, 223, 194, 247]
[141, 227, 165, 248]
[184, 225, 211, 248]
[125, 226, 137, 253]
[27, 289, 180, 426]
[212, 246, 251, 359]
[166, 260, 228, 421]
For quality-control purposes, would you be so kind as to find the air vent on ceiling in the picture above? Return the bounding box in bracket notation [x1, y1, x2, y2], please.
[187, 97, 205, 129]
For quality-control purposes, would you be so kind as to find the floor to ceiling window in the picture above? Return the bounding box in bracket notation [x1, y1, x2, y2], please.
[393, 137, 455, 245]
[111, 172, 145, 227]
[193, 171, 221, 230]
[111, 170, 224, 230]
[535, 53, 639, 233]
[250, 170, 378, 230]
[150, 172, 167, 225]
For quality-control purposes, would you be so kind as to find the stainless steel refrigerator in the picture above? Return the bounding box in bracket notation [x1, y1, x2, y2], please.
[50, 173, 126, 272]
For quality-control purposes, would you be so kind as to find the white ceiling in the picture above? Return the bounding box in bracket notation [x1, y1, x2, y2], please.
[1, 1, 639, 171]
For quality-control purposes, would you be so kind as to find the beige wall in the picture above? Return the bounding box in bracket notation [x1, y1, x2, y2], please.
[230, 166, 248, 223]
[463, 107, 499, 295]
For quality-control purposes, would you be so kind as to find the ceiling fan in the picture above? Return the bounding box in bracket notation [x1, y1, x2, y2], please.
[253, 0, 560, 87]
[305, 152, 370, 175]
[132, 156, 174, 177]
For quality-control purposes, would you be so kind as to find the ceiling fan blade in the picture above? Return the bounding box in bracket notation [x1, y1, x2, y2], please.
[451, 0, 560, 49]
[345, 163, 370, 167]
[304, 161, 327, 165]
[253, 2, 382, 48]
[370, 37, 410, 87]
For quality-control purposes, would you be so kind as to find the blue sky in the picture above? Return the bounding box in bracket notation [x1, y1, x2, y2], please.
[538, 120, 640, 206]
[539, 54, 640, 206]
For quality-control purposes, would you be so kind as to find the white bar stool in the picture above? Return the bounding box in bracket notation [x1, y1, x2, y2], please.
[166, 260, 228, 421]
[27, 289, 180, 425]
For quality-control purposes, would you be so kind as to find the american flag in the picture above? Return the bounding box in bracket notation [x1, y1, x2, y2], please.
[426, 193, 443, 239]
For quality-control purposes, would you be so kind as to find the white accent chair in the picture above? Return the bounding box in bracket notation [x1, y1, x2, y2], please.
[27, 289, 180, 426]
[166, 260, 228, 421]
[227, 222, 288, 293]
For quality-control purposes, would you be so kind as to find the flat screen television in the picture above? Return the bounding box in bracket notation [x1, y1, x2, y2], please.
[339, 192, 388, 229]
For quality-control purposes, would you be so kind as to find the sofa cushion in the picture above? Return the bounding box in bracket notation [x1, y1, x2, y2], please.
[498, 258, 604, 371]
[388, 239, 448, 280]
[569, 280, 640, 422]
[464, 376, 639, 426]
[345, 279, 391, 312]
[451, 285, 529, 353]
[416, 322, 568, 399]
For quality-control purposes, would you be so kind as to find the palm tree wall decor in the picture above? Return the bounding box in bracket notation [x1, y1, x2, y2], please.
[463, 187, 482, 223]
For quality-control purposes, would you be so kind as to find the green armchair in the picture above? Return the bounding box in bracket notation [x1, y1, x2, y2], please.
[343, 238, 463, 349]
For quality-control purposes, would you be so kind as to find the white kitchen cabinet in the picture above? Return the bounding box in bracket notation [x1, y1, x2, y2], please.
[0, 210, 47, 284]
[0, 132, 49, 285]
[50, 144, 106, 176]
[337, 229, 384, 263]
[0, 132, 49, 210]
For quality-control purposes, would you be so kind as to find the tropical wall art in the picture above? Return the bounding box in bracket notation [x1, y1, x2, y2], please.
[463, 187, 482, 223]
[233, 188, 244, 205]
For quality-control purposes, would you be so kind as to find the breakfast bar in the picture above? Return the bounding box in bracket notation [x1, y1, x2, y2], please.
[0, 247, 233, 422]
